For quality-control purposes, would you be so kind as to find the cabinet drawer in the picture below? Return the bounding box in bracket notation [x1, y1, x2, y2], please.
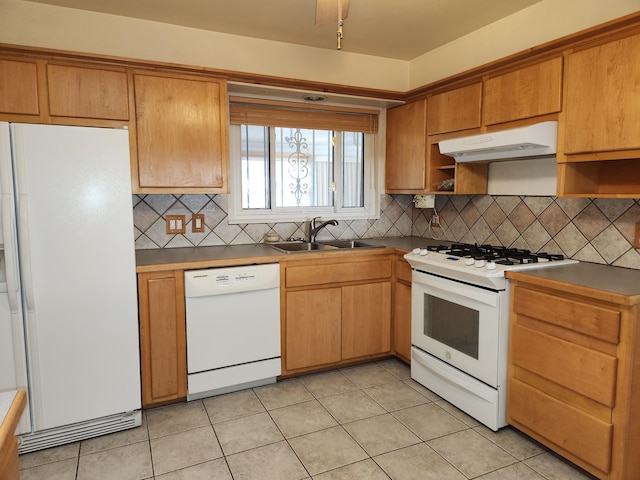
[285, 260, 392, 288]
[511, 324, 617, 406]
[509, 379, 612, 473]
[513, 286, 620, 344]
[395, 259, 412, 284]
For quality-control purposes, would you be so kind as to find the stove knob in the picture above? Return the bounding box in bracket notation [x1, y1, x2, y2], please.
[486, 261, 497, 270]
[412, 248, 421, 255]
[475, 260, 486, 268]
[465, 258, 475, 266]
[419, 249, 429, 256]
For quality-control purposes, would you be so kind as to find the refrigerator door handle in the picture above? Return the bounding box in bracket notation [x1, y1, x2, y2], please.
[10, 127, 36, 314]
[2, 196, 21, 313]
[15, 203, 35, 314]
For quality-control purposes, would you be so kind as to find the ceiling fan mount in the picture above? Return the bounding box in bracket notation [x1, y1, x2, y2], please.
[315, 0, 350, 25]
[315, 0, 350, 50]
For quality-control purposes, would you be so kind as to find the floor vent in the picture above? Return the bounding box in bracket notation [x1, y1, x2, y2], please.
[18, 411, 141, 454]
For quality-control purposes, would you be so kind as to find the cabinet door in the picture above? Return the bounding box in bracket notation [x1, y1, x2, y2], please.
[138, 271, 186, 407]
[47, 64, 129, 120]
[564, 33, 640, 154]
[483, 57, 562, 126]
[0, 58, 40, 116]
[285, 288, 342, 371]
[342, 282, 391, 360]
[393, 280, 412, 363]
[133, 74, 229, 192]
[427, 83, 482, 135]
[385, 100, 427, 193]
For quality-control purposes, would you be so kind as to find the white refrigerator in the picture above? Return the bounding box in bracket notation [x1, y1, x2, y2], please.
[0, 122, 141, 453]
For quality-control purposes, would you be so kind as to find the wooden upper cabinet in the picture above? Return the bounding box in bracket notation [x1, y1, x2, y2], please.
[133, 73, 230, 193]
[46, 64, 129, 121]
[0, 58, 40, 116]
[426, 129, 487, 195]
[427, 82, 482, 135]
[483, 57, 563, 126]
[385, 100, 427, 193]
[563, 32, 640, 156]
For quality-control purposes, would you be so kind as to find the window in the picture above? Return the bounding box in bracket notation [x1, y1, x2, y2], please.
[228, 98, 380, 223]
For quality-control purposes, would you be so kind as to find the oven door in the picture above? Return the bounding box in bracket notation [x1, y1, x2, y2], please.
[411, 269, 502, 387]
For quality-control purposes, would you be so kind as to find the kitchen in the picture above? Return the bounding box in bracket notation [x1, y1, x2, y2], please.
[1, 0, 640, 479]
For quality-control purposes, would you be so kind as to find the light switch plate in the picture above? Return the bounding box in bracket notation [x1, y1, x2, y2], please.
[192, 214, 205, 233]
[166, 215, 186, 234]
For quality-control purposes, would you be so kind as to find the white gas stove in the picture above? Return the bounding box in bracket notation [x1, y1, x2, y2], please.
[405, 242, 578, 430]
[404, 243, 578, 290]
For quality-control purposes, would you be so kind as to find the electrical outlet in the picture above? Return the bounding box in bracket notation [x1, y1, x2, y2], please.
[431, 214, 441, 228]
[634, 222, 640, 249]
[192, 214, 205, 233]
[166, 215, 186, 234]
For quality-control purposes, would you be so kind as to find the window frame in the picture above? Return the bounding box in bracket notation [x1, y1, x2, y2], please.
[228, 121, 382, 224]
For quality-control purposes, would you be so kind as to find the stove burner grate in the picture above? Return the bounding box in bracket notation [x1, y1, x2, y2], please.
[444, 243, 565, 264]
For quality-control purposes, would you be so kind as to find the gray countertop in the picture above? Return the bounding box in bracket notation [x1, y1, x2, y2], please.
[507, 262, 640, 303]
[135, 236, 445, 272]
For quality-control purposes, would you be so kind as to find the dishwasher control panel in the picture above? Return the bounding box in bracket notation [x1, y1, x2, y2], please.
[212, 272, 257, 286]
[185, 264, 280, 297]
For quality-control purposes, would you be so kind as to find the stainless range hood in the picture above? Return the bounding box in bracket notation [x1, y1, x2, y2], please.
[438, 121, 558, 162]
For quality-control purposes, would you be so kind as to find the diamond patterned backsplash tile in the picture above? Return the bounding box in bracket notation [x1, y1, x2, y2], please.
[133, 193, 414, 250]
[412, 195, 640, 270]
[133, 193, 640, 270]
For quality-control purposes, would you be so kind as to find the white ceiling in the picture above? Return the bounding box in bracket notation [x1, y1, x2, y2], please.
[23, 0, 543, 60]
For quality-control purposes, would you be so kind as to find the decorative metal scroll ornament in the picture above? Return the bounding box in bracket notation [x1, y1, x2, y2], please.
[285, 129, 310, 206]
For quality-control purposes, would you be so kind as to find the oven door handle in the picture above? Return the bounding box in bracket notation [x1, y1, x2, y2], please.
[413, 274, 498, 307]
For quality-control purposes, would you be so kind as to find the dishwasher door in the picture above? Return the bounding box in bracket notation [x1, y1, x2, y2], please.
[185, 263, 281, 399]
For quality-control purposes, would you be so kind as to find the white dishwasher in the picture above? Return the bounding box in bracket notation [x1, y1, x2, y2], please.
[184, 263, 281, 400]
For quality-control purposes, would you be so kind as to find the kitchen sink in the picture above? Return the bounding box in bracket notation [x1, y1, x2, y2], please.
[318, 239, 384, 249]
[268, 239, 383, 253]
[268, 242, 337, 253]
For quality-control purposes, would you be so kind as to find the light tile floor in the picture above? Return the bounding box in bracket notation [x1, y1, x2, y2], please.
[19, 359, 597, 480]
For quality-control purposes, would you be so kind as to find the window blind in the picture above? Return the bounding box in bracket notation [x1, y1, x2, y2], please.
[229, 96, 378, 133]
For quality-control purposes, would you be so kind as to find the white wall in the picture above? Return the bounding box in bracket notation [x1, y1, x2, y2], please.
[0, 0, 409, 92]
[409, 0, 640, 89]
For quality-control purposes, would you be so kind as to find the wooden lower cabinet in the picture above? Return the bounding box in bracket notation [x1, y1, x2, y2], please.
[393, 257, 412, 363]
[342, 282, 391, 359]
[282, 254, 393, 375]
[507, 272, 640, 479]
[138, 270, 187, 407]
[285, 288, 342, 371]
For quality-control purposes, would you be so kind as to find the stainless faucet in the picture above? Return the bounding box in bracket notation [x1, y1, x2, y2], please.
[309, 217, 339, 242]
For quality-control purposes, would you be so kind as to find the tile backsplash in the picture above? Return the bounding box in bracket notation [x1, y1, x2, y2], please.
[133, 194, 640, 270]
